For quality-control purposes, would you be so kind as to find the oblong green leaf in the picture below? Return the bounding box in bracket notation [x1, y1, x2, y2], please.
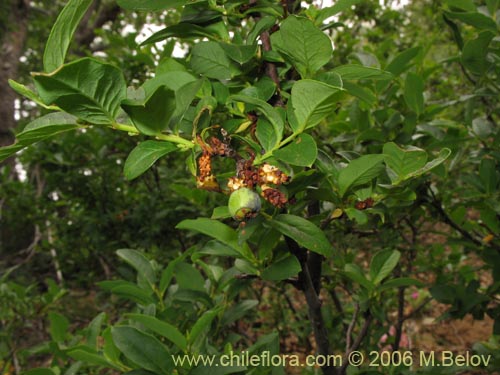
[444, 11, 498, 31]
[34, 58, 127, 125]
[111, 326, 173, 374]
[176, 218, 255, 262]
[383, 142, 428, 183]
[117, 0, 187, 11]
[404, 72, 424, 115]
[343, 263, 373, 290]
[271, 16, 332, 78]
[43, 0, 93, 72]
[86, 312, 107, 349]
[126, 313, 187, 350]
[124, 141, 178, 180]
[122, 86, 176, 136]
[370, 250, 401, 286]
[48, 312, 69, 343]
[462, 31, 495, 75]
[188, 309, 220, 345]
[338, 154, 385, 197]
[116, 249, 157, 285]
[269, 214, 333, 257]
[221, 300, 259, 326]
[25, 369, 57, 375]
[142, 23, 221, 45]
[332, 65, 393, 81]
[404, 148, 451, 179]
[191, 41, 234, 80]
[261, 255, 301, 281]
[67, 347, 120, 369]
[290, 79, 343, 132]
[8, 79, 58, 110]
[0, 113, 79, 162]
[273, 133, 317, 167]
[377, 277, 424, 292]
[385, 46, 422, 76]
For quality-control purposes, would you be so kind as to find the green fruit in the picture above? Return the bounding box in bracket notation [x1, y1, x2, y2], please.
[228, 188, 261, 221]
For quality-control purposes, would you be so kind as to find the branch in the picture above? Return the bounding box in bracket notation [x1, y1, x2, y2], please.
[426, 186, 485, 248]
[392, 285, 406, 351]
[340, 310, 372, 375]
[345, 303, 359, 352]
[285, 237, 335, 375]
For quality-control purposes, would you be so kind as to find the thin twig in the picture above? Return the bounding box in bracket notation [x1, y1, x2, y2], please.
[345, 303, 359, 352]
[340, 310, 372, 374]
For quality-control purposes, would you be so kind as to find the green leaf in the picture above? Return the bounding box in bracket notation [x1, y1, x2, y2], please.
[256, 119, 278, 152]
[383, 142, 428, 183]
[33, 58, 127, 125]
[48, 312, 69, 343]
[462, 31, 495, 75]
[344, 207, 368, 225]
[67, 347, 119, 369]
[0, 113, 79, 162]
[8, 79, 58, 110]
[479, 158, 498, 194]
[316, 0, 362, 23]
[271, 16, 332, 78]
[174, 262, 205, 291]
[191, 41, 234, 80]
[117, 0, 187, 11]
[142, 72, 197, 97]
[269, 214, 333, 257]
[343, 263, 373, 290]
[126, 314, 187, 350]
[142, 23, 221, 45]
[262, 255, 301, 281]
[211, 206, 231, 219]
[385, 47, 422, 76]
[116, 249, 157, 285]
[43, 0, 93, 72]
[404, 148, 451, 179]
[481, 209, 500, 234]
[221, 300, 259, 326]
[444, 11, 498, 31]
[447, 0, 476, 11]
[86, 312, 107, 349]
[290, 79, 343, 132]
[332, 65, 393, 81]
[230, 94, 284, 147]
[124, 141, 178, 180]
[112, 326, 173, 374]
[99, 281, 154, 305]
[122, 86, 176, 136]
[274, 133, 317, 167]
[247, 16, 276, 44]
[377, 277, 424, 292]
[188, 309, 220, 345]
[342, 81, 376, 106]
[338, 155, 385, 197]
[220, 43, 258, 64]
[404, 73, 424, 116]
[370, 250, 401, 286]
[176, 218, 255, 262]
[103, 327, 121, 364]
[25, 369, 57, 375]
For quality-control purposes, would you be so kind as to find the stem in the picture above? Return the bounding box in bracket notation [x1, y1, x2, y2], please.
[109, 122, 195, 149]
[340, 310, 372, 375]
[285, 236, 335, 375]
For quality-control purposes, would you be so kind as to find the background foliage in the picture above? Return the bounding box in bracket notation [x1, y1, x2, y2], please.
[0, 0, 499, 374]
